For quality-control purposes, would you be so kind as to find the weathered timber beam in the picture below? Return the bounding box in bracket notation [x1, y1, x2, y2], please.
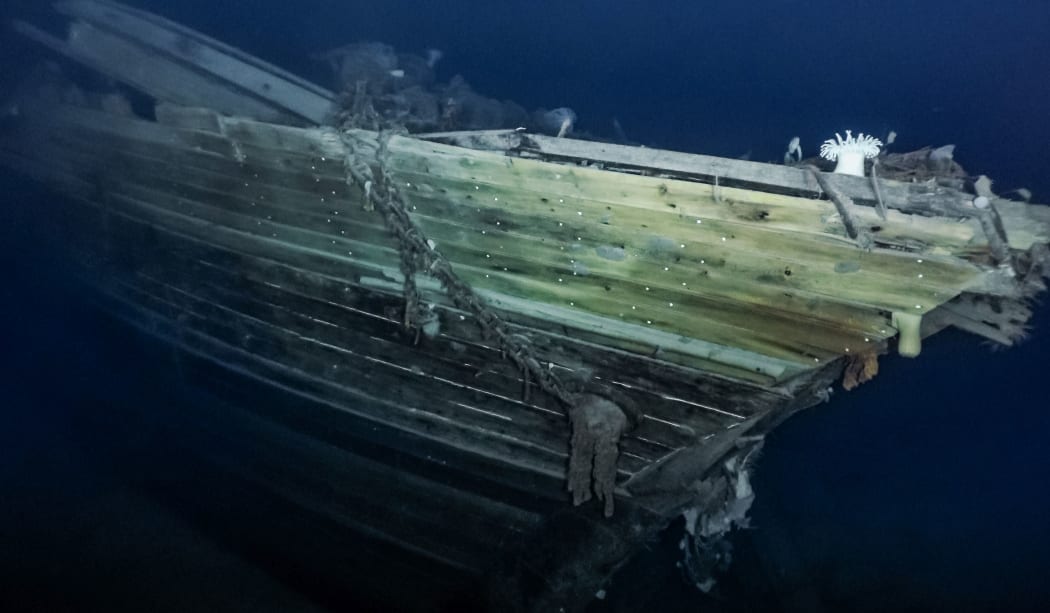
[418, 130, 1050, 243]
[16, 0, 335, 125]
[622, 359, 842, 515]
[805, 165, 873, 248]
[12, 20, 301, 124]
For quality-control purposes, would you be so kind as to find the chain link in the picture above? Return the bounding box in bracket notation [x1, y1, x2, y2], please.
[339, 129, 578, 409]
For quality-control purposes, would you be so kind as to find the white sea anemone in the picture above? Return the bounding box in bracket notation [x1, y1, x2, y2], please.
[819, 130, 883, 177]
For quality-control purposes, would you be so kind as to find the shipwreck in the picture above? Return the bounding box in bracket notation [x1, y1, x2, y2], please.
[3, 1, 1049, 611]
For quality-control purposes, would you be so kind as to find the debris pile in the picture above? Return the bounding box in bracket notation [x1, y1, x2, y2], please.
[318, 42, 575, 135]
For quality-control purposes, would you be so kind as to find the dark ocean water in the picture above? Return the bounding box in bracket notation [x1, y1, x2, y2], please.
[2, 1, 1049, 611]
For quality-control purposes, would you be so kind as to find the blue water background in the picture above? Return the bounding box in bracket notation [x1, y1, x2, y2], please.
[1, 1, 1049, 611]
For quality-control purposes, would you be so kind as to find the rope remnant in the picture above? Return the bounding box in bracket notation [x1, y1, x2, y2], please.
[567, 395, 628, 518]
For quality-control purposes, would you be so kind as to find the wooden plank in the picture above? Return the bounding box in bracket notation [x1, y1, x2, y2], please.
[15, 105, 1014, 378]
[34, 105, 991, 312]
[40, 125, 872, 368]
[104, 178, 819, 374]
[401, 187, 959, 314]
[386, 138, 984, 291]
[90, 128, 961, 361]
[94, 279, 580, 480]
[21, 115, 804, 382]
[154, 104, 225, 132]
[81, 269, 574, 507]
[173, 352, 571, 510]
[174, 236, 780, 423]
[164, 384, 540, 574]
[993, 197, 1050, 250]
[58, 189, 754, 451]
[135, 270, 674, 473]
[6, 130, 810, 388]
[134, 258, 698, 458]
[135, 220, 770, 424]
[425, 131, 1050, 265]
[127, 275, 697, 484]
[12, 129, 865, 379]
[110, 120, 981, 306]
[392, 137, 982, 255]
[13, 20, 304, 125]
[167, 117, 1049, 281]
[87, 200, 715, 465]
[114, 275, 596, 469]
[14, 0, 334, 125]
[247, 282, 700, 445]
[56, 0, 335, 123]
[420, 130, 989, 221]
[9, 1, 1047, 272]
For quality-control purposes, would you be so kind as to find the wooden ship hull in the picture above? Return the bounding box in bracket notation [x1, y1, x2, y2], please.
[3, 2, 1049, 610]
